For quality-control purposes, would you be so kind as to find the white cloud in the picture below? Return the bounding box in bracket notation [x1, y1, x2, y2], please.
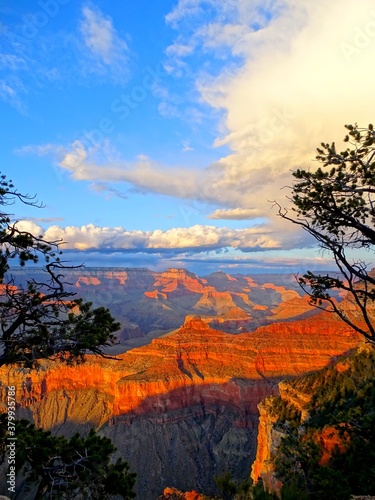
[16, 143, 66, 157]
[40, 223, 286, 253]
[182, 139, 194, 152]
[164, 0, 375, 226]
[80, 5, 130, 82]
[195, 23, 249, 55]
[90, 182, 128, 200]
[209, 208, 262, 220]
[165, 0, 205, 28]
[166, 42, 195, 57]
[13, 220, 43, 237]
[0, 78, 26, 112]
[20, 0, 375, 254]
[56, 140, 201, 198]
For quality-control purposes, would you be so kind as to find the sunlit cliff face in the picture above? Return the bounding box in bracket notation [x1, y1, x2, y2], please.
[0, 312, 360, 424]
[0, 308, 361, 499]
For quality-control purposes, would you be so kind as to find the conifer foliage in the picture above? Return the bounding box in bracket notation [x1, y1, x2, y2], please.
[272, 348, 375, 499]
[0, 416, 136, 499]
[278, 124, 375, 342]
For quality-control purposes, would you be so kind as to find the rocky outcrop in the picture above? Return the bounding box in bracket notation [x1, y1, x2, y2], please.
[317, 426, 349, 466]
[250, 343, 374, 496]
[250, 386, 310, 493]
[158, 488, 209, 499]
[278, 381, 311, 422]
[250, 398, 283, 493]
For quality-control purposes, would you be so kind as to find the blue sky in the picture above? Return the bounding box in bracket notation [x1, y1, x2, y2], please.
[2, 0, 375, 273]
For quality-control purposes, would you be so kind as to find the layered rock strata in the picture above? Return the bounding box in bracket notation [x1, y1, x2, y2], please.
[0, 314, 360, 498]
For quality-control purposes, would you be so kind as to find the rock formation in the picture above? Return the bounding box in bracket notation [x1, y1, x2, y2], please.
[251, 344, 375, 497]
[8, 268, 318, 344]
[158, 488, 209, 499]
[250, 397, 283, 493]
[0, 308, 360, 499]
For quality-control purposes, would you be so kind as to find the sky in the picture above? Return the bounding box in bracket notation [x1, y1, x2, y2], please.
[2, 0, 375, 274]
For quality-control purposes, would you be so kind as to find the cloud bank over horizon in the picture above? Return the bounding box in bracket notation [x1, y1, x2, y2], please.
[14, 218, 336, 275]
[16, 220, 304, 253]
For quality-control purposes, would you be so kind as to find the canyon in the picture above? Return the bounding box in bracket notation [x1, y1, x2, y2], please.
[7, 267, 321, 350]
[0, 266, 362, 499]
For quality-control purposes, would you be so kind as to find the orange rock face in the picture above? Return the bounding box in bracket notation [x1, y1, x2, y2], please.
[6, 267, 330, 349]
[75, 276, 101, 286]
[250, 398, 283, 493]
[158, 487, 207, 500]
[0, 313, 360, 424]
[153, 268, 213, 294]
[316, 426, 349, 466]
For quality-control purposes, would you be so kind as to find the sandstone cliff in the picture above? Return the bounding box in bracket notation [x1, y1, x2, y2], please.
[0, 311, 360, 499]
[251, 345, 375, 498]
[250, 397, 283, 493]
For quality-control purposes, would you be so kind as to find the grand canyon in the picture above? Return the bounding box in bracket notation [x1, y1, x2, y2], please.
[4, 2, 375, 497]
[0, 268, 362, 498]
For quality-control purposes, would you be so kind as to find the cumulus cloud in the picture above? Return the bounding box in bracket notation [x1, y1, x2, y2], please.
[164, 0, 375, 210]
[13, 220, 44, 237]
[57, 1, 375, 200]
[39, 223, 293, 253]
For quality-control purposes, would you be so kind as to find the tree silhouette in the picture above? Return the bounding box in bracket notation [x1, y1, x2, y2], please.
[278, 123, 375, 342]
[0, 415, 136, 499]
[0, 173, 120, 366]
